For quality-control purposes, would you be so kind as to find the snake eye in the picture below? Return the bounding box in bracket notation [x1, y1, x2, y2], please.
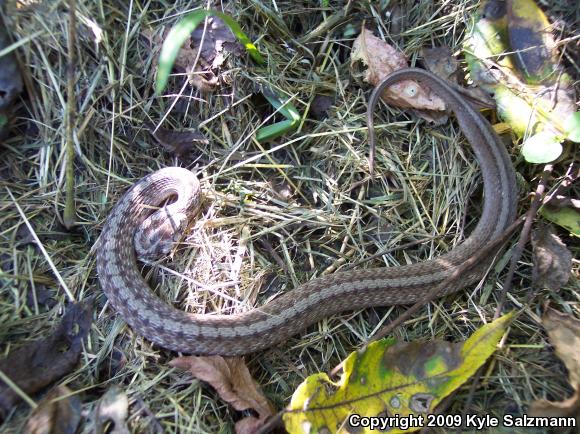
[405, 83, 419, 98]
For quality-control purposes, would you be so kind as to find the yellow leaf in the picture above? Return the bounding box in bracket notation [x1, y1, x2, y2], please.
[464, 0, 576, 144]
[283, 313, 514, 434]
[508, 0, 557, 84]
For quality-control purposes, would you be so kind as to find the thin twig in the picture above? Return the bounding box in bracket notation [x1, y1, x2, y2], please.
[461, 164, 554, 428]
[493, 164, 553, 319]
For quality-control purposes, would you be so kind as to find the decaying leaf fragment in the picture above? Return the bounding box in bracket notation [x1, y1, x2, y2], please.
[284, 313, 514, 434]
[422, 46, 458, 82]
[350, 27, 445, 112]
[170, 356, 275, 434]
[529, 309, 580, 425]
[145, 122, 209, 157]
[0, 25, 23, 111]
[95, 386, 130, 434]
[0, 23, 23, 138]
[531, 225, 572, 290]
[0, 300, 93, 416]
[190, 16, 243, 69]
[147, 15, 243, 92]
[423, 46, 495, 110]
[23, 385, 82, 434]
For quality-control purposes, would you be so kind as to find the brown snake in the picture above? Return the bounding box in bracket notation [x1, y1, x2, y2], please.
[97, 69, 518, 355]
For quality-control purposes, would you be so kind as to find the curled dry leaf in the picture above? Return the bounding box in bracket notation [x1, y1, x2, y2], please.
[529, 309, 580, 424]
[170, 356, 275, 434]
[0, 300, 93, 416]
[23, 385, 82, 434]
[0, 23, 23, 138]
[531, 225, 572, 290]
[350, 27, 445, 112]
[145, 122, 209, 158]
[95, 386, 130, 434]
[310, 94, 335, 121]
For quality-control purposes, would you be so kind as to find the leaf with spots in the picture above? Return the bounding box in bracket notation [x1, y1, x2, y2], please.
[283, 313, 514, 434]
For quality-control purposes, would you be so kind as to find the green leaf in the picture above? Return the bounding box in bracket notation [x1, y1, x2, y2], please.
[521, 131, 563, 163]
[564, 112, 580, 143]
[507, 0, 558, 85]
[464, 0, 576, 160]
[540, 206, 580, 237]
[156, 10, 264, 94]
[284, 313, 514, 434]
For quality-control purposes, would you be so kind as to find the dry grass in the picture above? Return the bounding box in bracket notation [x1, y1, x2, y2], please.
[1, 0, 578, 432]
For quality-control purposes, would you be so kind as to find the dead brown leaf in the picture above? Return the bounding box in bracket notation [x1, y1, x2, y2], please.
[310, 94, 334, 121]
[422, 45, 495, 112]
[144, 16, 242, 92]
[190, 16, 242, 69]
[350, 27, 445, 112]
[422, 46, 458, 82]
[0, 300, 92, 416]
[95, 386, 130, 434]
[529, 309, 580, 424]
[531, 225, 572, 290]
[0, 26, 23, 111]
[145, 122, 209, 158]
[170, 356, 275, 433]
[235, 415, 267, 434]
[23, 385, 82, 434]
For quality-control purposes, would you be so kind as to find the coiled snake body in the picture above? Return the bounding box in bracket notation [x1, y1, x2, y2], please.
[97, 69, 518, 355]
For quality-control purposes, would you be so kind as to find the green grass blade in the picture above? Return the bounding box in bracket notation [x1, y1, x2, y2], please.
[261, 88, 301, 122]
[255, 86, 301, 142]
[256, 119, 296, 143]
